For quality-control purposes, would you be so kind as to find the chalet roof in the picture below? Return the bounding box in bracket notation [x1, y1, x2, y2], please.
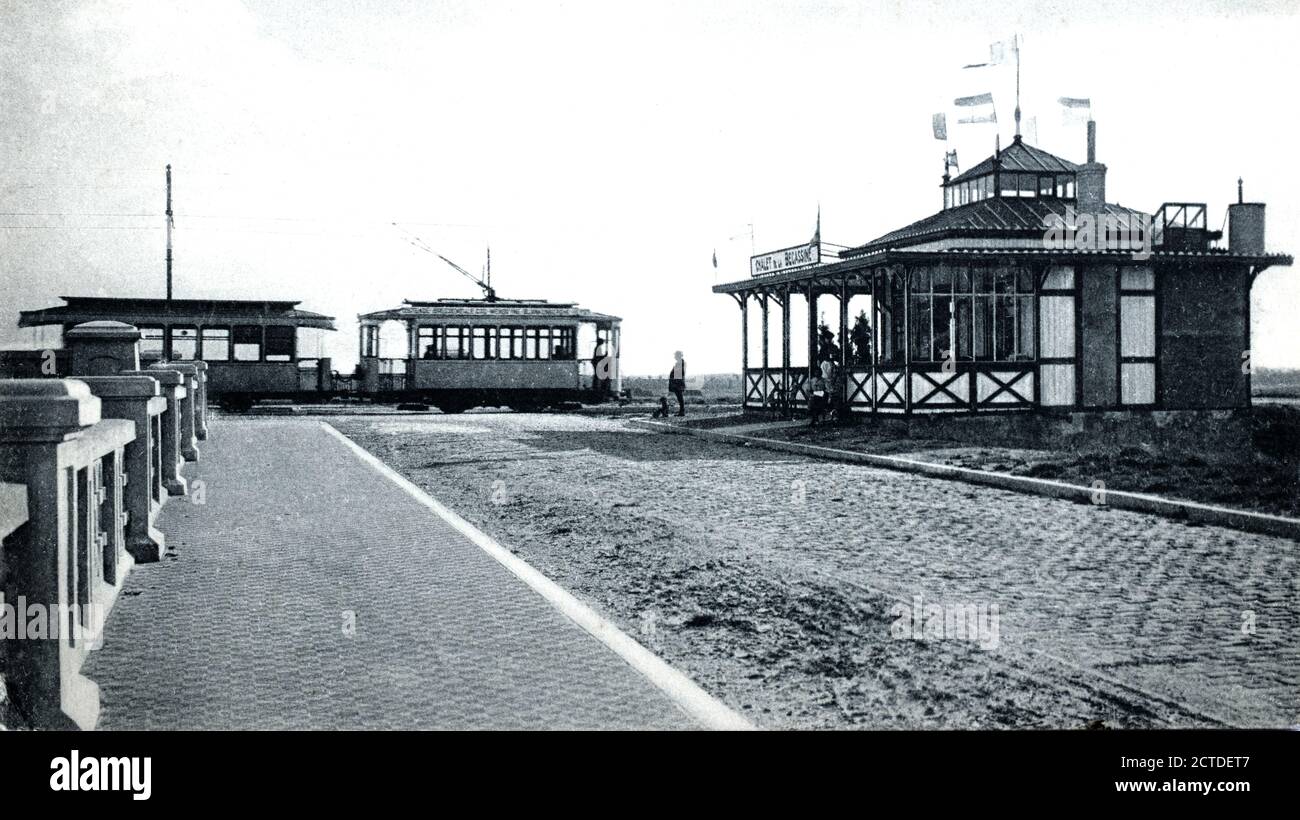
[949, 137, 1080, 184]
[841, 197, 1149, 258]
[17, 296, 336, 330]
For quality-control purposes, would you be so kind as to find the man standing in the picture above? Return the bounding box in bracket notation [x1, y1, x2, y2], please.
[668, 351, 686, 417]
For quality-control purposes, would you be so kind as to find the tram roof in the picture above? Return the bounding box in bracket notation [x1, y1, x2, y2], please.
[17, 296, 337, 330]
[359, 297, 621, 324]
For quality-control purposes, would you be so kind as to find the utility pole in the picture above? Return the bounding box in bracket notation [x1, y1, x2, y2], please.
[163, 164, 174, 359]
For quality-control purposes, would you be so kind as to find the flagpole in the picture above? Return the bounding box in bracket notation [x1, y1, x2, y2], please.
[1013, 33, 1021, 139]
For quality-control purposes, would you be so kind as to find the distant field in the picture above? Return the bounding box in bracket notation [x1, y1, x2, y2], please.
[1253, 368, 1300, 398]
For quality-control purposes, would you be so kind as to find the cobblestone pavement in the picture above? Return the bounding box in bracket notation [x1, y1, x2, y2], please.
[336, 412, 1300, 729]
[83, 417, 700, 729]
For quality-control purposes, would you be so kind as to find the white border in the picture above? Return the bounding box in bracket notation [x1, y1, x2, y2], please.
[320, 421, 755, 731]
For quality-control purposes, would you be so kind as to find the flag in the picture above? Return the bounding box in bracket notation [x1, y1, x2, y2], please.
[955, 92, 997, 124]
[712, 249, 717, 269]
[932, 112, 947, 140]
[1059, 96, 1091, 126]
[945, 150, 959, 173]
[963, 39, 1013, 69]
[812, 206, 820, 246]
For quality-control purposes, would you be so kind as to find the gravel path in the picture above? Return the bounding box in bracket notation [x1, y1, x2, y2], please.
[335, 412, 1300, 729]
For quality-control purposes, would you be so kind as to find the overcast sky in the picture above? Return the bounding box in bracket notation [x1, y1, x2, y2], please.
[2, 0, 1297, 374]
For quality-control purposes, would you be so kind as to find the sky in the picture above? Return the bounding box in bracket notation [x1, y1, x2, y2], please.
[2, 0, 1298, 375]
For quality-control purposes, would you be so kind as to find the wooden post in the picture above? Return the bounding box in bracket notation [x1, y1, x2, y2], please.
[839, 276, 849, 409]
[761, 293, 770, 407]
[807, 280, 817, 382]
[740, 294, 748, 405]
[781, 286, 791, 412]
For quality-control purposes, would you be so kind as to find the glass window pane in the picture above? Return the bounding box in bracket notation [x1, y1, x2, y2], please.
[445, 329, 462, 360]
[169, 326, 197, 360]
[233, 325, 262, 361]
[911, 296, 932, 361]
[974, 296, 993, 360]
[1017, 296, 1036, 358]
[472, 327, 487, 359]
[140, 326, 164, 358]
[265, 326, 294, 362]
[202, 327, 229, 361]
[955, 296, 972, 359]
[995, 296, 1016, 360]
[933, 295, 953, 361]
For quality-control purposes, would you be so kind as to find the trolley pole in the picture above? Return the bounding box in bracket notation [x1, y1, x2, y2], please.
[163, 163, 174, 359]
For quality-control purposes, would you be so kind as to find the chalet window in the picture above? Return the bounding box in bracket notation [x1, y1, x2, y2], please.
[233, 325, 262, 361]
[911, 264, 1035, 362]
[265, 326, 294, 362]
[202, 327, 230, 361]
[139, 325, 164, 358]
[1120, 266, 1156, 405]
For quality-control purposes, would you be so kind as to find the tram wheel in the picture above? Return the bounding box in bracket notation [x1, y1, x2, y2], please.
[437, 403, 468, 415]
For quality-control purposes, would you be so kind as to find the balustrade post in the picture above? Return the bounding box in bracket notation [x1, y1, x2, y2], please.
[150, 362, 199, 462]
[192, 360, 209, 440]
[124, 369, 186, 496]
[0, 379, 104, 729]
[77, 376, 168, 562]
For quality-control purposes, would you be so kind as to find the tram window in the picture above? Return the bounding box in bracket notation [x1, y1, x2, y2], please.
[445, 327, 471, 360]
[170, 326, 198, 360]
[551, 327, 575, 360]
[265, 326, 294, 362]
[485, 326, 498, 359]
[418, 326, 440, 359]
[139, 325, 164, 358]
[233, 325, 262, 361]
[524, 327, 539, 360]
[536, 327, 550, 359]
[202, 327, 230, 361]
[472, 327, 489, 359]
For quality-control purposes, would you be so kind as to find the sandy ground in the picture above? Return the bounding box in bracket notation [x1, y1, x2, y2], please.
[334, 413, 1300, 730]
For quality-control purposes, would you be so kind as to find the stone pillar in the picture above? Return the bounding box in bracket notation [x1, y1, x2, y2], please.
[191, 360, 209, 440]
[0, 379, 103, 730]
[64, 321, 141, 377]
[77, 376, 168, 562]
[150, 362, 200, 463]
[126, 369, 187, 496]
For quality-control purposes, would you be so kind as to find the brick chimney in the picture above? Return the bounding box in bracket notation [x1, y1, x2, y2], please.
[1076, 120, 1107, 211]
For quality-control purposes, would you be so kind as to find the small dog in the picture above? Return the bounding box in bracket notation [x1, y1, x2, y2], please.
[652, 396, 671, 418]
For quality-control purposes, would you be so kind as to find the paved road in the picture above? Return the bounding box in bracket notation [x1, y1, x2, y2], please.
[337, 412, 1300, 729]
[84, 417, 703, 729]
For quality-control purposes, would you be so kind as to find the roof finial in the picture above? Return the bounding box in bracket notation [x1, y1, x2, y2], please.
[1238, 177, 1244, 204]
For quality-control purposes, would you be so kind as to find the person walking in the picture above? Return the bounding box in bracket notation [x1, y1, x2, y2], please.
[668, 351, 687, 416]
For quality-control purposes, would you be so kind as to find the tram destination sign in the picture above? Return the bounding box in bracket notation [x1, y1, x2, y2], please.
[750, 240, 820, 277]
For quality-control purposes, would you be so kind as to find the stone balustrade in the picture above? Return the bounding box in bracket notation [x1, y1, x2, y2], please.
[0, 320, 211, 729]
[0, 379, 133, 729]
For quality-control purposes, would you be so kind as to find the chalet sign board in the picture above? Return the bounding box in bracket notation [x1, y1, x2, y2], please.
[751, 241, 820, 277]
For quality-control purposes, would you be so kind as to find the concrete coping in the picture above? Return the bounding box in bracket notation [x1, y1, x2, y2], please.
[0, 378, 102, 434]
[76, 375, 163, 399]
[65, 320, 141, 341]
[124, 368, 184, 387]
[150, 361, 200, 376]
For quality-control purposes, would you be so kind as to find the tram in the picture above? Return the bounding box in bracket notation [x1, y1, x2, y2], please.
[358, 297, 620, 413]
